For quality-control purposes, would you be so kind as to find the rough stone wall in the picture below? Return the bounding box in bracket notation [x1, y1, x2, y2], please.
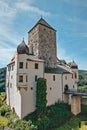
[28, 25, 39, 56]
[28, 24, 57, 68]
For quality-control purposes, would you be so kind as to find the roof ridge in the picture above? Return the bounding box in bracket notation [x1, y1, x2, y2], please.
[28, 18, 56, 33]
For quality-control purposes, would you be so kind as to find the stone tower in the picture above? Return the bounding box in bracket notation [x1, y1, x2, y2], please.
[28, 18, 57, 68]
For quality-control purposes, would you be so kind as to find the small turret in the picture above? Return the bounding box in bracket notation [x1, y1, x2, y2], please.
[17, 38, 29, 55]
[70, 60, 78, 84]
[70, 60, 78, 69]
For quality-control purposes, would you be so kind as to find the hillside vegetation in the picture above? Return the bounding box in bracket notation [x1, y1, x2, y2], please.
[0, 92, 87, 130]
[78, 70, 87, 86]
[0, 68, 6, 92]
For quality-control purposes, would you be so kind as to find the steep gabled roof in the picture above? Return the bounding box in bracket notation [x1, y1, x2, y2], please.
[28, 18, 56, 33]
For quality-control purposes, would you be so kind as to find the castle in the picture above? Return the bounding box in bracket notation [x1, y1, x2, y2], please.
[6, 18, 78, 119]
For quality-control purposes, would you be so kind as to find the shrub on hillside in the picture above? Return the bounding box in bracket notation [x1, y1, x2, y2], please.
[0, 105, 10, 116]
[8, 119, 37, 130]
[36, 115, 50, 130]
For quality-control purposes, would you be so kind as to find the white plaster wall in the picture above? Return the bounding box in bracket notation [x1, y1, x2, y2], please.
[17, 54, 44, 118]
[63, 73, 77, 91]
[6, 53, 22, 118]
[44, 73, 62, 106]
[63, 73, 78, 104]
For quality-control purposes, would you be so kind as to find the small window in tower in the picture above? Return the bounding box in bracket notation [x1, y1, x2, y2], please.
[35, 63, 38, 69]
[35, 75, 37, 82]
[75, 73, 77, 79]
[19, 75, 23, 82]
[19, 62, 23, 69]
[53, 75, 55, 81]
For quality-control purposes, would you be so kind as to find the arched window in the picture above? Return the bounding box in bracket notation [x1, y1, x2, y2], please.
[64, 85, 69, 91]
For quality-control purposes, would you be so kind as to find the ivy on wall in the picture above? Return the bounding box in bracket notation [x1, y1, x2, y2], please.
[36, 78, 47, 117]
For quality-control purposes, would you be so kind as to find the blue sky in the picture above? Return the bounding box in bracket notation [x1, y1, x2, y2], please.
[0, 0, 87, 70]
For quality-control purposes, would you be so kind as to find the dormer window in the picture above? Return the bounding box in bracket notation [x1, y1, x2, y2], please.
[19, 62, 23, 69]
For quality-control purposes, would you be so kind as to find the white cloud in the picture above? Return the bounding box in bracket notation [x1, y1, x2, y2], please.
[0, 48, 16, 68]
[57, 45, 73, 63]
[61, 0, 87, 7]
[15, 2, 51, 16]
[0, 1, 16, 18]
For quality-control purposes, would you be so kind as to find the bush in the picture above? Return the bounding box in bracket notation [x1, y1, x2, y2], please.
[8, 119, 37, 130]
[36, 115, 50, 130]
[81, 105, 87, 115]
[0, 105, 10, 116]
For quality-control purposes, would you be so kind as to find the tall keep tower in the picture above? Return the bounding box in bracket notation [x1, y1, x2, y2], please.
[28, 18, 57, 68]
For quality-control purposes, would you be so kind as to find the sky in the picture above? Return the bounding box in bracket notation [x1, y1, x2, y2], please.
[0, 0, 87, 70]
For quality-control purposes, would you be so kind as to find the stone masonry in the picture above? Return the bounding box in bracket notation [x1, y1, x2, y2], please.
[28, 18, 57, 68]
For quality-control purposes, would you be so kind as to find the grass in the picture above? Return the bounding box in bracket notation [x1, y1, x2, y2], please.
[54, 116, 80, 130]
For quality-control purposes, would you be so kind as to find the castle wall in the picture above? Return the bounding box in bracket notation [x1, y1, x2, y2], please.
[44, 73, 62, 106]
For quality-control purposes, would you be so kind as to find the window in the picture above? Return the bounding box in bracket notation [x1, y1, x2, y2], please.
[35, 75, 37, 81]
[65, 76, 67, 80]
[26, 62, 28, 69]
[75, 73, 77, 79]
[35, 63, 38, 69]
[19, 75, 23, 82]
[10, 83, 12, 88]
[26, 76, 28, 82]
[64, 85, 69, 91]
[72, 74, 73, 79]
[11, 75, 13, 79]
[31, 87, 33, 90]
[19, 62, 23, 69]
[12, 65, 14, 71]
[8, 66, 11, 71]
[53, 75, 55, 81]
